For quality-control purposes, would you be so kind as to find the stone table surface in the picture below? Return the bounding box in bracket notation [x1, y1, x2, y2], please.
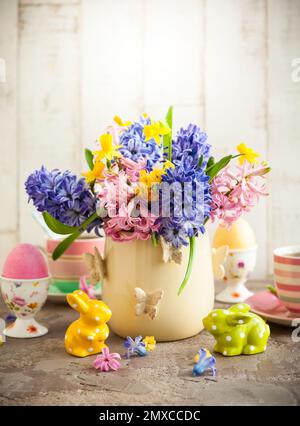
[0, 281, 299, 406]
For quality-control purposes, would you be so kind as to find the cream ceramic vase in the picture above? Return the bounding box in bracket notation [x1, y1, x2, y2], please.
[100, 234, 215, 341]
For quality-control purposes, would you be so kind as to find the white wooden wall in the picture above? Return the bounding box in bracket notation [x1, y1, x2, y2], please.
[0, 0, 300, 279]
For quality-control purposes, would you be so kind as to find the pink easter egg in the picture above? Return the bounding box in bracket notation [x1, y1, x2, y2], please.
[2, 244, 49, 279]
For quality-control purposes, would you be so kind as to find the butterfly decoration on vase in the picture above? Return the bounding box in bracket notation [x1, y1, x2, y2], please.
[160, 236, 183, 264]
[133, 287, 164, 320]
[84, 247, 106, 285]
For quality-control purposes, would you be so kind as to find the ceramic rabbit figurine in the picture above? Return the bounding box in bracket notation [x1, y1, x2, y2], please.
[65, 290, 112, 357]
[203, 303, 270, 356]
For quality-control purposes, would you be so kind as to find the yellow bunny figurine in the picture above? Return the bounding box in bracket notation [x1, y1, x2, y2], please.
[65, 290, 112, 357]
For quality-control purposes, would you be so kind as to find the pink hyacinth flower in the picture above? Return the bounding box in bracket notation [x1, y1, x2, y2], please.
[97, 169, 137, 217]
[120, 157, 147, 182]
[93, 347, 121, 372]
[104, 200, 160, 242]
[210, 161, 269, 228]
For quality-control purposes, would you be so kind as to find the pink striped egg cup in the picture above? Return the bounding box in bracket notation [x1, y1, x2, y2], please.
[47, 237, 105, 293]
[274, 245, 300, 315]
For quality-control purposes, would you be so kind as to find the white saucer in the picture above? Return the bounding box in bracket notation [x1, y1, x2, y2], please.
[245, 290, 299, 327]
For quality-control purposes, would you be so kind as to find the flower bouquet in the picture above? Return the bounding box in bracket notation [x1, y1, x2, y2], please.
[25, 107, 270, 295]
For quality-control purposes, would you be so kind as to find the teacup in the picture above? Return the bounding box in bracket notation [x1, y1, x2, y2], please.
[274, 245, 300, 314]
[0, 276, 50, 338]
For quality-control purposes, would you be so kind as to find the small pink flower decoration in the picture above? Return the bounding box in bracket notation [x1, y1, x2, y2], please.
[79, 276, 96, 299]
[93, 347, 121, 372]
[12, 296, 26, 307]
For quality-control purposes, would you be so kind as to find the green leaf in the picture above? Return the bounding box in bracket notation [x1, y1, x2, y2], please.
[206, 155, 233, 182]
[207, 156, 215, 169]
[178, 236, 196, 295]
[266, 285, 277, 296]
[163, 133, 171, 160]
[77, 211, 98, 234]
[198, 154, 204, 168]
[52, 231, 81, 260]
[151, 232, 158, 247]
[165, 105, 173, 129]
[163, 106, 173, 161]
[42, 212, 80, 235]
[85, 148, 94, 170]
[51, 212, 99, 260]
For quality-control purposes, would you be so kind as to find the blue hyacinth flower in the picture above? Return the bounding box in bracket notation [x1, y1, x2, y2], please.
[193, 348, 216, 377]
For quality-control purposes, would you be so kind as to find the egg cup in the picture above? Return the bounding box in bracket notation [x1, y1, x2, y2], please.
[0, 276, 50, 338]
[215, 247, 256, 303]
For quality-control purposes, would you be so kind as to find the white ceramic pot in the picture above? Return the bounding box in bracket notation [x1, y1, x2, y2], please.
[0, 277, 50, 338]
[100, 234, 215, 341]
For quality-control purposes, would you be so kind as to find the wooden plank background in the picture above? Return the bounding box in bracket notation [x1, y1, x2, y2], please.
[0, 0, 299, 279]
[0, 0, 18, 269]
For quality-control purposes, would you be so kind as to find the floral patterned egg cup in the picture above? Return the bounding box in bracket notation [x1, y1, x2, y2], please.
[0, 277, 50, 338]
[215, 247, 257, 303]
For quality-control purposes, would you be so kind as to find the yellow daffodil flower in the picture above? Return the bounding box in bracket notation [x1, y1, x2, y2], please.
[139, 170, 151, 188]
[138, 162, 173, 196]
[144, 120, 171, 144]
[113, 115, 132, 127]
[163, 160, 175, 170]
[139, 168, 164, 187]
[82, 161, 105, 183]
[150, 167, 165, 183]
[93, 133, 122, 162]
[237, 142, 260, 165]
[138, 168, 164, 200]
[143, 336, 156, 351]
[194, 348, 212, 363]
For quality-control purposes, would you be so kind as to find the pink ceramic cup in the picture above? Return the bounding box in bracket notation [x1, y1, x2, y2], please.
[274, 245, 300, 314]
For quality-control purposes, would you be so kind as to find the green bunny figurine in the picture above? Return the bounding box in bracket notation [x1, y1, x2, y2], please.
[203, 303, 270, 356]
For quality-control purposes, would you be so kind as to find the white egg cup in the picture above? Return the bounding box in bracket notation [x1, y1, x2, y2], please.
[215, 247, 256, 303]
[0, 276, 50, 338]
